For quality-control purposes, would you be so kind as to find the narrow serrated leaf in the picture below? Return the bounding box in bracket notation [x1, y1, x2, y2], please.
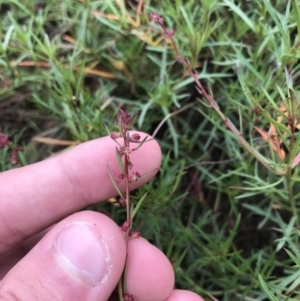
[133, 135, 149, 151]
[103, 123, 110, 136]
[138, 168, 159, 182]
[116, 147, 125, 174]
[107, 165, 123, 198]
[131, 192, 148, 220]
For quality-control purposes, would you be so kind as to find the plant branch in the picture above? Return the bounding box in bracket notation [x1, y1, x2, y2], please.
[150, 12, 287, 175]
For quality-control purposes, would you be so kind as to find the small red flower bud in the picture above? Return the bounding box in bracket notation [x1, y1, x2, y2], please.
[130, 171, 140, 182]
[119, 197, 126, 206]
[167, 29, 174, 37]
[130, 133, 140, 142]
[124, 294, 134, 301]
[118, 173, 125, 180]
[118, 146, 125, 157]
[121, 220, 131, 232]
[114, 109, 135, 130]
[115, 173, 125, 184]
[150, 11, 158, 19]
[129, 231, 141, 238]
[110, 132, 121, 139]
[114, 109, 123, 127]
[150, 12, 164, 25]
[128, 161, 134, 170]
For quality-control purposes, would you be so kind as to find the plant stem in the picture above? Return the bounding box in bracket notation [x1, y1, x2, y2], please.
[152, 13, 287, 175]
[123, 129, 131, 229]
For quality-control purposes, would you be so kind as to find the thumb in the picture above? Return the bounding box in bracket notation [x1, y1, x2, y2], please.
[0, 211, 126, 301]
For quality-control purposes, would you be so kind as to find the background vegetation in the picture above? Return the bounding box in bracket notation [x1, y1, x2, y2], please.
[1, 0, 300, 300]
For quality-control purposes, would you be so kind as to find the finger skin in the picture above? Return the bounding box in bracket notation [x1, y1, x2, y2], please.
[126, 237, 175, 301]
[0, 133, 204, 301]
[164, 290, 204, 301]
[108, 290, 204, 301]
[0, 227, 51, 279]
[0, 212, 183, 301]
[0, 133, 161, 254]
[0, 211, 126, 301]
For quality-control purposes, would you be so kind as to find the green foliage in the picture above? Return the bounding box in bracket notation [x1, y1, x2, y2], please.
[2, 0, 300, 300]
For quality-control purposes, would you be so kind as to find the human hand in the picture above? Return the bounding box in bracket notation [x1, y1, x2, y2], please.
[0, 133, 203, 301]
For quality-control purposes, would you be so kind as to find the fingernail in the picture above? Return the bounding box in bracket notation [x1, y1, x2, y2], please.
[53, 222, 111, 286]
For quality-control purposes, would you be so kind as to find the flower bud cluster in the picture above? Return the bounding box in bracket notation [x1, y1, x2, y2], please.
[110, 109, 149, 301]
[124, 294, 134, 301]
[114, 109, 136, 131]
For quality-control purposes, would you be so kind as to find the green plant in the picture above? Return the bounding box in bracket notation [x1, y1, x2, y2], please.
[106, 109, 153, 300]
[3, 1, 300, 300]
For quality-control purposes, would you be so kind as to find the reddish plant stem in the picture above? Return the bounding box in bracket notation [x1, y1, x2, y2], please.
[122, 129, 131, 233]
[150, 12, 286, 175]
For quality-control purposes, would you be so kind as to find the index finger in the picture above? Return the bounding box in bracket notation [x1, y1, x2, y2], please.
[0, 132, 161, 255]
